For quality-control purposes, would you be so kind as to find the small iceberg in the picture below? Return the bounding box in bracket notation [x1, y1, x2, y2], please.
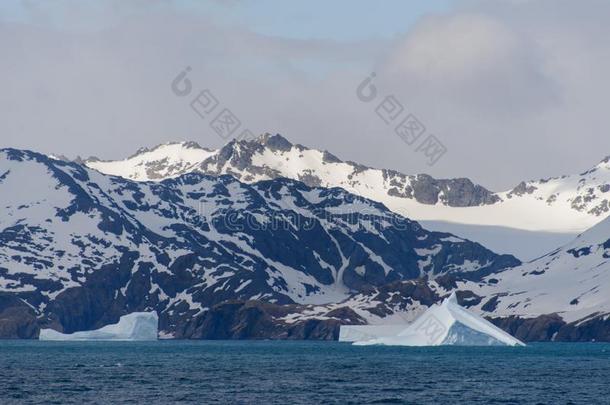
[340, 293, 524, 347]
[39, 312, 158, 341]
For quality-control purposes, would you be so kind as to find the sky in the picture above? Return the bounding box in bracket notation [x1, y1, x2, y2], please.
[1, 0, 610, 189]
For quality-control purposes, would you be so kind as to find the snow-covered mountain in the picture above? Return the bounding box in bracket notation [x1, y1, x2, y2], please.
[0, 148, 518, 338]
[463, 215, 610, 341]
[4, 146, 610, 341]
[85, 141, 216, 181]
[298, 224, 610, 341]
[80, 134, 610, 260]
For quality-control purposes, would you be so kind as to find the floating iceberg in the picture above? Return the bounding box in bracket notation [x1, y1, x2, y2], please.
[340, 293, 524, 347]
[339, 325, 407, 342]
[39, 312, 158, 341]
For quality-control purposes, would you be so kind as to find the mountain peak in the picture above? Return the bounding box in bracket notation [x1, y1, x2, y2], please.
[126, 141, 208, 160]
[127, 146, 152, 159]
[596, 155, 610, 169]
[254, 133, 293, 152]
[85, 141, 216, 181]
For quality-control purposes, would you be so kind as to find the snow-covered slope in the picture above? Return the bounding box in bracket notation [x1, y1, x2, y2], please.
[470, 215, 610, 324]
[80, 134, 610, 260]
[279, 215, 610, 342]
[86, 141, 215, 181]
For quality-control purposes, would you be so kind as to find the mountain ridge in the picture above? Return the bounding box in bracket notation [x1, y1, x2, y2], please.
[0, 147, 518, 338]
[82, 134, 610, 218]
[2, 146, 609, 341]
[79, 134, 610, 259]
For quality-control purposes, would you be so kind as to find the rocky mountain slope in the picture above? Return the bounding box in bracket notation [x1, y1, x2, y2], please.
[461, 215, 610, 342]
[0, 148, 519, 338]
[82, 134, 610, 260]
[273, 244, 610, 342]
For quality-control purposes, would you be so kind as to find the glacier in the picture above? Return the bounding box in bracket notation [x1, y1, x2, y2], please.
[39, 312, 158, 341]
[340, 293, 524, 347]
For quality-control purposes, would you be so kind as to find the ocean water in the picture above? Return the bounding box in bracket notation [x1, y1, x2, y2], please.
[1, 341, 609, 404]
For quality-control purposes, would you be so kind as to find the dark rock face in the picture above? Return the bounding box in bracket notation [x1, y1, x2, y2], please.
[489, 314, 610, 342]
[455, 290, 483, 308]
[567, 246, 592, 258]
[322, 151, 342, 164]
[481, 296, 500, 312]
[490, 315, 565, 342]
[383, 171, 500, 207]
[260, 133, 293, 152]
[554, 316, 610, 342]
[507, 181, 537, 198]
[412, 175, 500, 206]
[297, 172, 322, 187]
[201, 140, 282, 181]
[0, 294, 39, 339]
[349, 279, 441, 319]
[181, 300, 361, 340]
[188, 301, 279, 339]
[588, 199, 609, 216]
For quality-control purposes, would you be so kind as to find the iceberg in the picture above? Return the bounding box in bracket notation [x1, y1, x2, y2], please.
[340, 293, 525, 347]
[339, 325, 407, 342]
[39, 312, 158, 341]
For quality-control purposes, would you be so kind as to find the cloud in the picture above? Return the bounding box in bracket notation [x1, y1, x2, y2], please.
[387, 13, 517, 79]
[0, 9, 383, 157]
[1, 1, 610, 190]
[369, 1, 610, 187]
[380, 12, 560, 119]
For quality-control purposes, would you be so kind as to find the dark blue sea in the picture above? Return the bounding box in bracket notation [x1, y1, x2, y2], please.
[1, 341, 609, 404]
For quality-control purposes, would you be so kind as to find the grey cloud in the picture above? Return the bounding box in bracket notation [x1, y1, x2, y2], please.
[1, 1, 610, 190]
